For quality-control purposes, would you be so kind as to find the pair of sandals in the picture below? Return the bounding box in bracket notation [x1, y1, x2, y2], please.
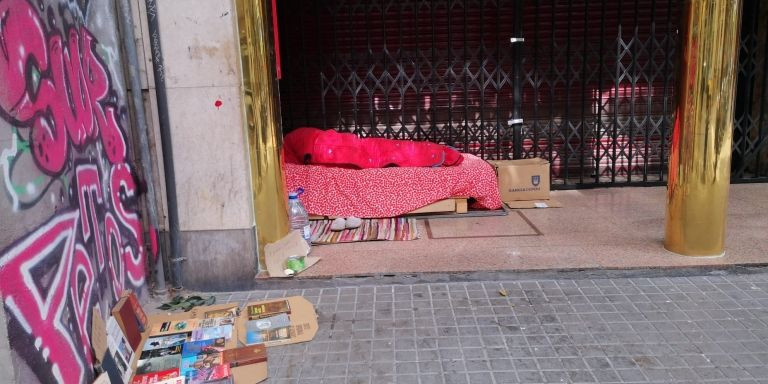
[330, 216, 362, 231]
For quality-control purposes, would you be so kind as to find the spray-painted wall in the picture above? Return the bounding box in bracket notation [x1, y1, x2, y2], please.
[0, 0, 146, 382]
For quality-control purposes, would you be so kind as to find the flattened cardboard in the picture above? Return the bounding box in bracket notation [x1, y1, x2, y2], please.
[106, 316, 136, 382]
[92, 307, 109, 361]
[232, 363, 267, 384]
[488, 159, 551, 202]
[130, 303, 268, 384]
[112, 295, 142, 351]
[265, 230, 321, 278]
[505, 199, 563, 209]
[237, 296, 318, 347]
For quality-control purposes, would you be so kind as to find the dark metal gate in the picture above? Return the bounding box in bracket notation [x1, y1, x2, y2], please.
[277, 0, 768, 187]
[733, 0, 768, 182]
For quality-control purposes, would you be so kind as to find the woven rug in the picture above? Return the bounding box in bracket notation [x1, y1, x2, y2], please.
[310, 217, 420, 244]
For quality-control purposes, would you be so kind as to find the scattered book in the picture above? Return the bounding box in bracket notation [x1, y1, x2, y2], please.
[190, 324, 233, 342]
[139, 344, 182, 360]
[180, 348, 231, 384]
[246, 300, 291, 320]
[142, 334, 188, 352]
[222, 344, 267, 367]
[184, 364, 231, 384]
[151, 378, 185, 384]
[182, 338, 226, 357]
[150, 319, 200, 336]
[130, 368, 179, 384]
[196, 316, 235, 328]
[246, 326, 291, 345]
[245, 313, 291, 345]
[135, 343, 182, 380]
[203, 307, 239, 319]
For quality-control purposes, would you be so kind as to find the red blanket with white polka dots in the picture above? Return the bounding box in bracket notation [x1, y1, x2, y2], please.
[284, 154, 502, 218]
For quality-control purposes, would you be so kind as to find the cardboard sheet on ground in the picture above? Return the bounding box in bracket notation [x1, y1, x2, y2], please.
[265, 230, 320, 277]
[505, 199, 563, 209]
[91, 307, 109, 361]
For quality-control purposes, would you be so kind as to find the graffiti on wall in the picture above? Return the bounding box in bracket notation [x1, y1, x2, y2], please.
[0, 0, 146, 383]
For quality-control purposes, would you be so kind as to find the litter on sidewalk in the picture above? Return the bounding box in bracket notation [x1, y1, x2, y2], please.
[265, 229, 321, 277]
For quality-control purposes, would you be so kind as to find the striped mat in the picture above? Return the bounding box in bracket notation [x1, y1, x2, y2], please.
[310, 217, 420, 244]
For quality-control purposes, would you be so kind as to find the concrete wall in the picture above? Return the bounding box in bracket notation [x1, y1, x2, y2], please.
[151, 0, 259, 290]
[0, 0, 147, 382]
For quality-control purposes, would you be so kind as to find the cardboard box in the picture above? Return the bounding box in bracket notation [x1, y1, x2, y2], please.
[112, 292, 146, 351]
[488, 158, 550, 202]
[127, 297, 318, 384]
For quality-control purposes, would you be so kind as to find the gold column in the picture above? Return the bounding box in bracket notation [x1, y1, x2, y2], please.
[664, 0, 742, 256]
[236, 0, 290, 269]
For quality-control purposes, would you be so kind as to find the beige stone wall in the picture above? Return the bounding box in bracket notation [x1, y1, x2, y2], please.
[155, 0, 254, 232]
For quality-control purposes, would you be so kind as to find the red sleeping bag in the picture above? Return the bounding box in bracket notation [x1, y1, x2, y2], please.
[283, 127, 463, 168]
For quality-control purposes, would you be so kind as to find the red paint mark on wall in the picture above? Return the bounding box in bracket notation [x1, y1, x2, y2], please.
[214, 99, 223, 109]
[149, 225, 159, 262]
[271, 0, 282, 79]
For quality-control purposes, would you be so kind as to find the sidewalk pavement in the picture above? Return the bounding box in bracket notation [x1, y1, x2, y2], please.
[209, 268, 768, 383]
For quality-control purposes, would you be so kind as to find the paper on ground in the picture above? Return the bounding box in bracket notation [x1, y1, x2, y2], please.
[265, 230, 320, 278]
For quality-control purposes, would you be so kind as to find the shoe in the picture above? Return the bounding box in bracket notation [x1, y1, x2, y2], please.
[345, 216, 362, 229]
[330, 217, 346, 231]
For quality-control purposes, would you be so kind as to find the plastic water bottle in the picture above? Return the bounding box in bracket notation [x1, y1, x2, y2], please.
[288, 189, 312, 249]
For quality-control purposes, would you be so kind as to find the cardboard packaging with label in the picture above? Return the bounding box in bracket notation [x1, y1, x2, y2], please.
[487, 158, 562, 209]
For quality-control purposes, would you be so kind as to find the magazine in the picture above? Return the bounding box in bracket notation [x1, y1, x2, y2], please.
[106, 316, 135, 383]
[142, 334, 188, 351]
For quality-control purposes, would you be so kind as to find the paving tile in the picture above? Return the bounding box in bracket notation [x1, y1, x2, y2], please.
[215, 270, 768, 383]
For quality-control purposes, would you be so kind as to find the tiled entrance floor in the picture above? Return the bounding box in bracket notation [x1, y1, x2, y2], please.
[300, 184, 768, 278]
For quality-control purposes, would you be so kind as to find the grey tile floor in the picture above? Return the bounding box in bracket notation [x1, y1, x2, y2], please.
[216, 271, 768, 383]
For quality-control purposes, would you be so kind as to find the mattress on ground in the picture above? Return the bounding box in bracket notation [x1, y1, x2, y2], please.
[284, 153, 503, 218]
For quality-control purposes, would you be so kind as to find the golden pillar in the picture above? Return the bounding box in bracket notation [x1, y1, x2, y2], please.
[665, 0, 742, 256]
[235, 0, 290, 269]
